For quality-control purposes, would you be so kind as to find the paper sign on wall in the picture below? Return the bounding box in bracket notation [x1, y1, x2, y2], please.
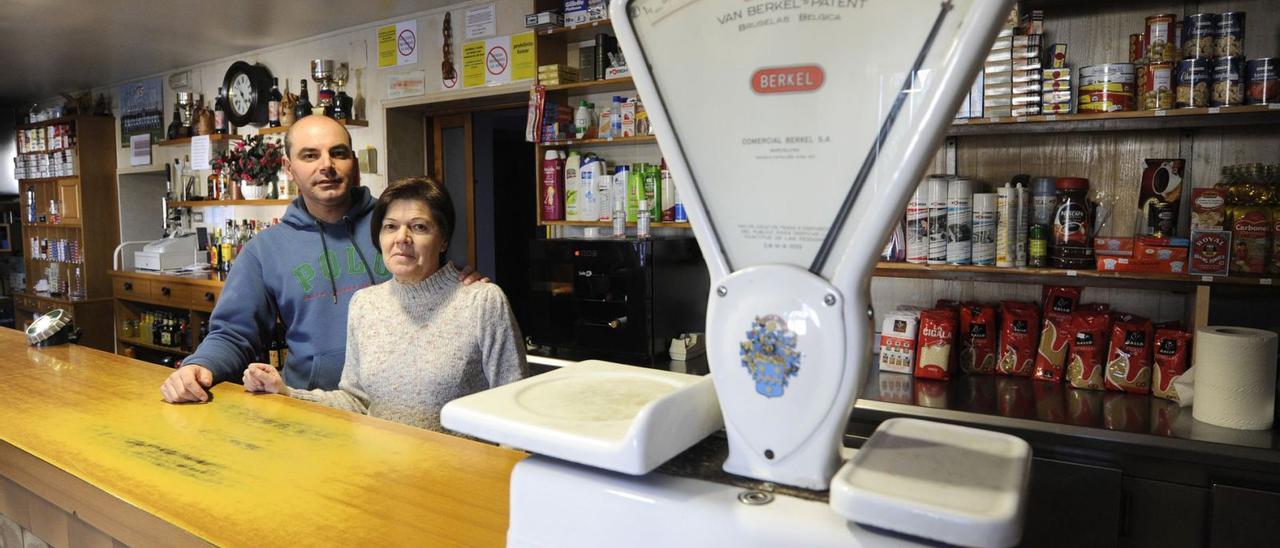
[129, 134, 151, 167]
[465, 3, 496, 39]
[387, 70, 427, 99]
[190, 135, 211, 171]
[462, 41, 486, 87]
[484, 36, 512, 85]
[511, 32, 536, 82]
[378, 20, 419, 67]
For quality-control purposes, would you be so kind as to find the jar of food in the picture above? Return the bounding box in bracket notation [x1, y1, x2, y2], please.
[1145, 14, 1178, 63]
[1182, 13, 1217, 59]
[1052, 177, 1093, 269]
[1129, 33, 1145, 63]
[1247, 58, 1278, 105]
[1216, 11, 1246, 59]
[1080, 64, 1136, 112]
[1212, 56, 1245, 107]
[1177, 59, 1212, 108]
[1141, 62, 1175, 110]
[1148, 202, 1177, 237]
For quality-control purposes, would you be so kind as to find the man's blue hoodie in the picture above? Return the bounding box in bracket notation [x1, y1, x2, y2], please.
[185, 187, 391, 389]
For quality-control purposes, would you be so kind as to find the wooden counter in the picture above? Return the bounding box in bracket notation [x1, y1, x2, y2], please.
[0, 327, 524, 546]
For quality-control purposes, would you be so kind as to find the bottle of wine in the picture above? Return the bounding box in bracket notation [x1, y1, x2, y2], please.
[213, 87, 227, 135]
[268, 78, 282, 128]
[295, 80, 313, 121]
[268, 319, 288, 370]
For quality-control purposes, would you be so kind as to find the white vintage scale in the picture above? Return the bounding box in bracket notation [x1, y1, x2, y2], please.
[442, 0, 1030, 545]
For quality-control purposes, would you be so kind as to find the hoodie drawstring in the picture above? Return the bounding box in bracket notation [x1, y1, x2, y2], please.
[344, 215, 377, 285]
[316, 219, 340, 304]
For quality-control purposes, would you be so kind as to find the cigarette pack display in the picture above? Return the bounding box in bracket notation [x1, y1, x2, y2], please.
[1012, 93, 1040, 105]
[1011, 105, 1042, 117]
[1042, 67, 1071, 81]
[985, 71, 1013, 85]
[1042, 90, 1072, 104]
[984, 84, 1013, 96]
[984, 95, 1012, 107]
[1012, 81, 1041, 95]
[985, 106, 1013, 118]
[1011, 46, 1041, 59]
[1042, 102, 1074, 114]
[525, 11, 564, 29]
[1048, 43, 1068, 68]
[1042, 79, 1072, 92]
[1012, 58, 1042, 72]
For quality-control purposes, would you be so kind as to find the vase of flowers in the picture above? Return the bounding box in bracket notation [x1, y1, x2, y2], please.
[211, 135, 284, 200]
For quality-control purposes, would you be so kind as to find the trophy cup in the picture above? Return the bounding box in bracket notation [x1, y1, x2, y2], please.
[176, 91, 197, 136]
[333, 62, 352, 120]
[310, 59, 335, 117]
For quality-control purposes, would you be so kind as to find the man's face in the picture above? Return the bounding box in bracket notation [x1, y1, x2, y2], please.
[283, 117, 359, 209]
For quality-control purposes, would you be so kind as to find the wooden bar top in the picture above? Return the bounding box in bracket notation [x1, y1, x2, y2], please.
[0, 327, 524, 546]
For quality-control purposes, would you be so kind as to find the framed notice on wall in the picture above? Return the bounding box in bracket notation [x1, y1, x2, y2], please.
[120, 78, 163, 147]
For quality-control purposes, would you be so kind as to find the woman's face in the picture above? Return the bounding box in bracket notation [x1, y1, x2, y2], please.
[379, 199, 447, 283]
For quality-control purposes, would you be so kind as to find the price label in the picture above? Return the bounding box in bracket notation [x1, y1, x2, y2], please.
[1208, 107, 1221, 114]
[1016, 116, 1028, 122]
[1154, 110, 1168, 117]
[1045, 115, 1058, 121]
[1201, 276, 1213, 282]
[1066, 270, 1078, 277]
[1262, 278, 1273, 286]
[988, 117, 1002, 123]
[606, 137, 613, 142]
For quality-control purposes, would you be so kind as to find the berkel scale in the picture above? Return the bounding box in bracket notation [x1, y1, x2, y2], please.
[442, 1, 1030, 545]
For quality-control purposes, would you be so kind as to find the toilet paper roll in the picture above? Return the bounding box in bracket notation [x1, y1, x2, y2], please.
[1191, 326, 1278, 430]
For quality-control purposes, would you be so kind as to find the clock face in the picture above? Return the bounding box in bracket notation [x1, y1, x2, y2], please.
[230, 73, 253, 115]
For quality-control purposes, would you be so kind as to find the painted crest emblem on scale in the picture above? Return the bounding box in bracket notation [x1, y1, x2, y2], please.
[740, 314, 801, 398]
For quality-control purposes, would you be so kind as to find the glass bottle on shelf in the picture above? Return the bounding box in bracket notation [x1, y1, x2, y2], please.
[214, 86, 227, 135]
[268, 78, 283, 128]
[294, 80, 313, 121]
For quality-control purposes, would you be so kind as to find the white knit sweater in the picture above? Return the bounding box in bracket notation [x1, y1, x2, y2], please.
[290, 262, 527, 432]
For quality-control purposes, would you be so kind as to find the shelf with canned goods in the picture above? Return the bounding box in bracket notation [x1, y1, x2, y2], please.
[948, 104, 1280, 136]
[874, 261, 1280, 292]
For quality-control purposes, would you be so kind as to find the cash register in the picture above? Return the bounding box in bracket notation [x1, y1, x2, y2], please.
[134, 232, 202, 272]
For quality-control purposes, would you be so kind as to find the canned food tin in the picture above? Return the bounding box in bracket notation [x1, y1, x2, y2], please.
[1145, 14, 1178, 63]
[1141, 62, 1175, 110]
[1247, 58, 1278, 105]
[1129, 33, 1145, 64]
[1177, 59, 1211, 108]
[1182, 13, 1216, 60]
[1216, 11, 1245, 58]
[1080, 64, 1136, 112]
[1212, 56, 1244, 107]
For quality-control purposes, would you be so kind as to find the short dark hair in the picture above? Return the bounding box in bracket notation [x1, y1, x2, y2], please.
[284, 117, 352, 159]
[370, 177, 456, 267]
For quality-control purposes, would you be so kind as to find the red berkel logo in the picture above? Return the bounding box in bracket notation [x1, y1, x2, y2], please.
[751, 65, 825, 94]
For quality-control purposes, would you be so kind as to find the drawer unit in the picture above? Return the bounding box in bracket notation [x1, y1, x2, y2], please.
[149, 281, 191, 307]
[114, 277, 151, 301]
[191, 286, 222, 313]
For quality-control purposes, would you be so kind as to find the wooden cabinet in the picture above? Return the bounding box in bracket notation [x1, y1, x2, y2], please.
[13, 115, 120, 352]
[109, 270, 224, 363]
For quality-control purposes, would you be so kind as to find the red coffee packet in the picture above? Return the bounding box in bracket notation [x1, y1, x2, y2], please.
[1066, 308, 1112, 390]
[1152, 328, 1192, 401]
[1104, 313, 1154, 393]
[1033, 286, 1082, 382]
[959, 303, 998, 374]
[915, 308, 956, 380]
[999, 301, 1040, 376]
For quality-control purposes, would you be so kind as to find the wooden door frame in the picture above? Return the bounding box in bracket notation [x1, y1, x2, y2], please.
[430, 113, 477, 268]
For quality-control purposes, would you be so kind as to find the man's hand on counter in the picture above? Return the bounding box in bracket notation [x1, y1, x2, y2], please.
[161, 364, 214, 403]
[243, 363, 288, 396]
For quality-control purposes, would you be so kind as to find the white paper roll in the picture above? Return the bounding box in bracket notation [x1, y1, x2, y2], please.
[1191, 326, 1278, 430]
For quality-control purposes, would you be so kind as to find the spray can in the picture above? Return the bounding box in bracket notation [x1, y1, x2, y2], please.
[906, 180, 929, 264]
[946, 177, 974, 265]
[926, 175, 950, 265]
[972, 192, 997, 265]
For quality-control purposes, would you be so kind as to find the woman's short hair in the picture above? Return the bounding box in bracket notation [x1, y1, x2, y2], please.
[370, 177, 456, 266]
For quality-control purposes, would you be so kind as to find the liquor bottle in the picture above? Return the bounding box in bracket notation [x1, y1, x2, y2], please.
[268, 78, 282, 127]
[152, 313, 163, 346]
[294, 80, 313, 121]
[220, 221, 234, 273]
[214, 87, 227, 135]
[209, 228, 221, 271]
[167, 99, 183, 140]
[268, 319, 288, 370]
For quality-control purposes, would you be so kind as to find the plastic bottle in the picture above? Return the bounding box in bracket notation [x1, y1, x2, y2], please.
[1031, 176, 1057, 227]
[597, 167, 613, 222]
[579, 156, 600, 222]
[612, 96, 624, 136]
[637, 199, 651, 238]
[574, 100, 591, 139]
[564, 151, 582, 220]
[541, 150, 565, 220]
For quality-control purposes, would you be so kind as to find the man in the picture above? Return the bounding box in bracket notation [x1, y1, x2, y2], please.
[161, 116, 483, 403]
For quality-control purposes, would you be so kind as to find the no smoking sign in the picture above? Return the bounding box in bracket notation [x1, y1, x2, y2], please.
[398, 29, 416, 57]
[486, 46, 509, 75]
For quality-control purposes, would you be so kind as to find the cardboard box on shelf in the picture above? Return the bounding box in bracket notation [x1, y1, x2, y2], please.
[1190, 229, 1232, 276]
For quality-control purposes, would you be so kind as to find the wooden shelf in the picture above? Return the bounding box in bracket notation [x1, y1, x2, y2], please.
[949, 104, 1280, 136]
[874, 262, 1280, 292]
[541, 220, 692, 229]
[537, 18, 613, 36]
[24, 222, 82, 228]
[257, 119, 369, 135]
[18, 175, 78, 183]
[117, 337, 191, 356]
[156, 133, 242, 147]
[539, 134, 657, 147]
[542, 77, 635, 94]
[168, 199, 290, 208]
[16, 114, 113, 130]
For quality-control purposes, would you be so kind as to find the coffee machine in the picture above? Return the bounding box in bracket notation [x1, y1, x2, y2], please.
[523, 237, 708, 366]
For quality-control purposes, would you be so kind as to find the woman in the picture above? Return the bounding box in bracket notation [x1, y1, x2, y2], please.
[243, 177, 527, 432]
